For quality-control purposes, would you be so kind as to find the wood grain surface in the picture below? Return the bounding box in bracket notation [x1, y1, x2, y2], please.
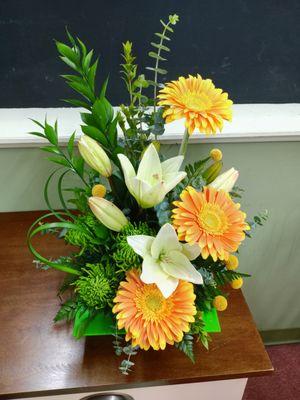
[0, 211, 273, 399]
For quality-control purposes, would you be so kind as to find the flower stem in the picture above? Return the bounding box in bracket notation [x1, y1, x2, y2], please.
[178, 127, 190, 157]
[108, 176, 121, 203]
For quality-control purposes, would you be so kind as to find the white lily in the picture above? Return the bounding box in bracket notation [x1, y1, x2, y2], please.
[78, 135, 112, 177]
[209, 167, 239, 192]
[118, 144, 186, 208]
[127, 223, 203, 298]
[88, 197, 128, 232]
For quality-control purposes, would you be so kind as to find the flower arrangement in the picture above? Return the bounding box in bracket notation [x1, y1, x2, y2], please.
[27, 14, 267, 374]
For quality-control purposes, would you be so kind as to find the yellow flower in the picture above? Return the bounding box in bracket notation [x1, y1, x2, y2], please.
[210, 148, 223, 161]
[158, 74, 233, 135]
[226, 254, 239, 270]
[113, 269, 196, 351]
[213, 295, 228, 311]
[172, 186, 249, 261]
[231, 277, 243, 289]
[92, 184, 106, 198]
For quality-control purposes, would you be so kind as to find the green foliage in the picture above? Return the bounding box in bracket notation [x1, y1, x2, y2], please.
[155, 199, 171, 225]
[194, 259, 250, 311]
[246, 210, 269, 237]
[121, 41, 149, 106]
[57, 272, 79, 295]
[121, 41, 137, 105]
[56, 29, 98, 107]
[190, 312, 211, 350]
[29, 120, 86, 184]
[112, 329, 139, 375]
[65, 187, 90, 212]
[57, 30, 122, 166]
[27, 213, 83, 276]
[214, 269, 251, 286]
[168, 157, 211, 202]
[119, 344, 139, 375]
[175, 334, 195, 363]
[65, 226, 91, 249]
[230, 186, 245, 199]
[147, 14, 179, 110]
[185, 157, 210, 186]
[54, 298, 78, 322]
[72, 303, 96, 339]
[65, 213, 109, 252]
[113, 222, 154, 272]
[75, 263, 116, 309]
[112, 331, 124, 356]
[195, 283, 223, 312]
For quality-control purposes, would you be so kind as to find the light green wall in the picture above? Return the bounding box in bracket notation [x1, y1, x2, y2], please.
[1, 142, 299, 331]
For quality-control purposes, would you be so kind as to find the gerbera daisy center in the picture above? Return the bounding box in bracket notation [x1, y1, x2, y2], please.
[198, 204, 228, 235]
[135, 285, 172, 321]
[182, 91, 212, 112]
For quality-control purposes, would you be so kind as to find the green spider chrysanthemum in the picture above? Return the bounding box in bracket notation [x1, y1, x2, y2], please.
[75, 263, 113, 309]
[65, 228, 90, 248]
[113, 222, 154, 271]
[65, 213, 105, 249]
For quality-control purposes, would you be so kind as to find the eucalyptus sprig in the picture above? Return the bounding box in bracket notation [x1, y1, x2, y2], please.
[147, 14, 179, 111]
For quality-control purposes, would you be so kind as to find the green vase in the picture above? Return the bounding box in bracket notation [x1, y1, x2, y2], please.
[73, 308, 221, 339]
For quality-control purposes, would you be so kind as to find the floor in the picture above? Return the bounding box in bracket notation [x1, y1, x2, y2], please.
[242, 343, 300, 400]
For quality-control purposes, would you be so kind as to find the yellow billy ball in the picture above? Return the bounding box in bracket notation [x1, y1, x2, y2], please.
[210, 148, 223, 161]
[213, 295, 228, 311]
[226, 254, 239, 270]
[231, 277, 243, 289]
[92, 184, 107, 198]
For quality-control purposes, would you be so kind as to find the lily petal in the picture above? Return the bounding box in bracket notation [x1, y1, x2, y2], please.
[141, 255, 179, 297]
[151, 223, 181, 259]
[118, 154, 136, 193]
[209, 167, 239, 192]
[127, 235, 154, 258]
[130, 177, 165, 208]
[182, 243, 201, 260]
[141, 255, 169, 284]
[161, 156, 184, 175]
[156, 275, 179, 298]
[161, 250, 203, 284]
[163, 171, 187, 193]
[136, 144, 162, 185]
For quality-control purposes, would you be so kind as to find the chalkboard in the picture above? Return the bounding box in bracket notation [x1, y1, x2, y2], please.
[0, 0, 299, 107]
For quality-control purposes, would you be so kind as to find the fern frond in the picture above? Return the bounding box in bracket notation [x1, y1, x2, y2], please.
[175, 334, 195, 363]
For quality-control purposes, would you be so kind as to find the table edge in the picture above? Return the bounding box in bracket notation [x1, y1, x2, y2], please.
[0, 366, 274, 399]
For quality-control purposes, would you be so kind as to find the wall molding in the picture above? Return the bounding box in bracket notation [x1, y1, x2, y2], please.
[260, 328, 300, 345]
[0, 104, 300, 148]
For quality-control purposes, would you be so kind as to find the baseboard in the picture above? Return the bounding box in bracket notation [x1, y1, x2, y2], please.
[260, 328, 300, 345]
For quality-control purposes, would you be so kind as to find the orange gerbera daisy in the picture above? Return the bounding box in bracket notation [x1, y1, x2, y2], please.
[172, 186, 249, 261]
[112, 269, 196, 351]
[157, 74, 233, 135]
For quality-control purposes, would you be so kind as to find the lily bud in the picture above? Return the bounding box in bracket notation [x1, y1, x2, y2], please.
[202, 161, 223, 184]
[209, 168, 239, 192]
[78, 135, 112, 177]
[88, 197, 128, 232]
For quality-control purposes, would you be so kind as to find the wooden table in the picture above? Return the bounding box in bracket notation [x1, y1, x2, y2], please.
[0, 212, 273, 400]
